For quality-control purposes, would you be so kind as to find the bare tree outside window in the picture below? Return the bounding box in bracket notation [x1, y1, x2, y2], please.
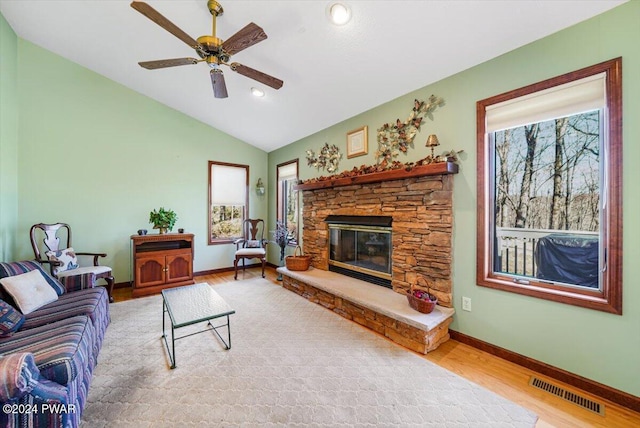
[493, 111, 600, 284]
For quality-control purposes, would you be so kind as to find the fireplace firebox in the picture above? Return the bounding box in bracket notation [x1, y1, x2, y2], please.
[325, 215, 392, 288]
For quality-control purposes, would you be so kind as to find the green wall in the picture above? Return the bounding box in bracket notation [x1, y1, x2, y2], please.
[12, 39, 268, 282]
[3, 0, 638, 399]
[268, 1, 640, 397]
[0, 13, 18, 262]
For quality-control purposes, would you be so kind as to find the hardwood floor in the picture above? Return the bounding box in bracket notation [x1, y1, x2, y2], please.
[112, 267, 640, 427]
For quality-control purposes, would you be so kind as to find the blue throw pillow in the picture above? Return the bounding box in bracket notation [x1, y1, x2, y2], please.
[0, 261, 65, 296]
[0, 298, 25, 337]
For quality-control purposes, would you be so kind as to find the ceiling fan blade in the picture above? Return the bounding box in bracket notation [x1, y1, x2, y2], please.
[210, 69, 228, 98]
[221, 22, 267, 56]
[138, 58, 199, 70]
[130, 1, 202, 50]
[230, 62, 283, 90]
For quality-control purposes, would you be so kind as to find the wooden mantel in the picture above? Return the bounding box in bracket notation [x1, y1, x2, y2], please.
[294, 161, 458, 191]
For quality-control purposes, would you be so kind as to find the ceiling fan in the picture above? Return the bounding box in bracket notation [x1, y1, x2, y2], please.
[130, 0, 284, 98]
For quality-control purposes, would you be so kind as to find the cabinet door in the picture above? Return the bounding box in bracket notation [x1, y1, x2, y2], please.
[166, 254, 193, 284]
[136, 255, 166, 288]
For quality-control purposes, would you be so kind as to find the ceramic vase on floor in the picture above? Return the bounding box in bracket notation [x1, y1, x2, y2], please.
[277, 246, 285, 281]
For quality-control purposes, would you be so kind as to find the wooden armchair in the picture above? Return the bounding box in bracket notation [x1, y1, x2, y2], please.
[233, 219, 268, 280]
[30, 223, 115, 302]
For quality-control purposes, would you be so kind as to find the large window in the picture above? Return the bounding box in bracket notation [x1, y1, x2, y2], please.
[277, 160, 299, 244]
[208, 161, 249, 244]
[477, 58, 622, 314]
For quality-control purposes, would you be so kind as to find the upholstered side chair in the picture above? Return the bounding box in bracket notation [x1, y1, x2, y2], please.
[30, 223, 115, 302]
[233, 219, 268, 280]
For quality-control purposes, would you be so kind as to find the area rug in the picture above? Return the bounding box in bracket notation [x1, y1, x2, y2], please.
[81, 279, 538, 427]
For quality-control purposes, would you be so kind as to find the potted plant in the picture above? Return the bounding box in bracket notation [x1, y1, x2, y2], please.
[271, 221, 293, 280]
[149, 207, 178, 234]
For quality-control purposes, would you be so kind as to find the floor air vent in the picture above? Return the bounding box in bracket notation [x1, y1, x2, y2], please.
[529, 376, 605, 416]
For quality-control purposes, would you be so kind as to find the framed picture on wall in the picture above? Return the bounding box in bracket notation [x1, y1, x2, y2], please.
[347, 126, 368, 158]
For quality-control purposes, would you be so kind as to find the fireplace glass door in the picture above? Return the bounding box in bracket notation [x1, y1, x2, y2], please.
[329, 225, 392, 284]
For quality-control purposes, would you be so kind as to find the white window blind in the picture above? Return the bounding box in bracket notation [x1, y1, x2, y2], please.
[278, 163, 297, 181]
[210, 164, 247, 205]
[486, 73, 606, 132]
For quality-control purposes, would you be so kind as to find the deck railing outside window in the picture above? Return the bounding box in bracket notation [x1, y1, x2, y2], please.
[495, 228, 598, 278]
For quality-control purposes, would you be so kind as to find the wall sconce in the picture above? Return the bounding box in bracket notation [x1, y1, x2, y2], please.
[256, 178, 265, 195]
[425, 134, 440, 159]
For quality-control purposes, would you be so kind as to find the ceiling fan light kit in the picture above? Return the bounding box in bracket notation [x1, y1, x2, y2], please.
[130, 0, 283, 99]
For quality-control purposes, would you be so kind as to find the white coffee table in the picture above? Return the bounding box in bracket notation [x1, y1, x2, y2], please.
[161, 282, 235, 369]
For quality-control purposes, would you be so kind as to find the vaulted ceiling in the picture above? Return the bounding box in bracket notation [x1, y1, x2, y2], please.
[0, 1, 625, 152]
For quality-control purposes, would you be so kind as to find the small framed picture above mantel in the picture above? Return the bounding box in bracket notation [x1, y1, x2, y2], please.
[347, 126, 368, 158]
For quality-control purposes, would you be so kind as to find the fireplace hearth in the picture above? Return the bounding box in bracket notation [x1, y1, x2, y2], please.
[326, 215, 392, 288]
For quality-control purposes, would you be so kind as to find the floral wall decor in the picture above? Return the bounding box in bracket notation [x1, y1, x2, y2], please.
[375, 95, 445, 165]
[306, 142, 342, 173]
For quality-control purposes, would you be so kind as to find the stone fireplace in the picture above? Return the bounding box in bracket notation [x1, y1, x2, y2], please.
[278, 163, 458, 354]
[300, 165, 456, 307]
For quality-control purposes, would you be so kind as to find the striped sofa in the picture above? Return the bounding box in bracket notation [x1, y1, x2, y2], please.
[0, 261, 110, 428]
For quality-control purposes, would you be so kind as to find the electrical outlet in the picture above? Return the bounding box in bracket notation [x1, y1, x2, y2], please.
[462, 296, 472, 312]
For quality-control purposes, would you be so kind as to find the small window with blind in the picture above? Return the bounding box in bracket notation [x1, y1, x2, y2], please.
[277, 160, 299, 245]
[477, 58, 622, 314]
[208, 161, 249, 244]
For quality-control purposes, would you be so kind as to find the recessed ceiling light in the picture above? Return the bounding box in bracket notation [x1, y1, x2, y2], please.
[328, 2, 351, 25]
[251, 87, 265, 97]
